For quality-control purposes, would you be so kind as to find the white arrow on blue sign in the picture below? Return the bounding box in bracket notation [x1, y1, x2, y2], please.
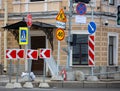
[88, 21, 96, 34]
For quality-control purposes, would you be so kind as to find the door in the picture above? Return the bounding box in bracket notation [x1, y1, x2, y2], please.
[31, 36, 46, 75]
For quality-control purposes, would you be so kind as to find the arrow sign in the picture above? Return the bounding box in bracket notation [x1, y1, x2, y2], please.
[27, 49, 38, 60]
[88, 21, 96, 34]
[40, 49, 51, 59]
[6, 49, 16, 59]
[17, 49, 25, 59]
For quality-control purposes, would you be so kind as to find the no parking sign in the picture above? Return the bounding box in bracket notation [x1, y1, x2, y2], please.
[76, 2, 87, 15]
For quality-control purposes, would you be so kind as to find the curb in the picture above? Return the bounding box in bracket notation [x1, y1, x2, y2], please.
[0, 81, 120, 88]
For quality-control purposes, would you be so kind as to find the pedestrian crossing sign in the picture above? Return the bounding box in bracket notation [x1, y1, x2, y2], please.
[56, 9, 67, 23]
[19, 27, 28, 45]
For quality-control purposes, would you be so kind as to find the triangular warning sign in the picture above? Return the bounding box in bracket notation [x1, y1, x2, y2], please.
[56, 9, 67, 22]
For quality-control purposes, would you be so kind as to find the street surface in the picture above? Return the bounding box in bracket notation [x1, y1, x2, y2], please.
[0, 87, 119, 91]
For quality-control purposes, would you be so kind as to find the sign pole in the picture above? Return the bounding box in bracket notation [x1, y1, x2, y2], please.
[91, 1, 95, 76]
[28, 27, 31, 81]
[26, 13, 32, 81]
[9, 60, 12, 83]
[16, 59, 19, 83]
[43, 59, 46, 83]
[57, 40, 60, 75]
[67, 0, 73, 69]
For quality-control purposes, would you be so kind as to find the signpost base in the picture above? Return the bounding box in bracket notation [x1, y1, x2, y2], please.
[39, 82, 50, 88]
[5, 83, 14, 88]
[87, 76, 99, 82]
[13, 82, 22, 88]
[23, 82, 33, 88]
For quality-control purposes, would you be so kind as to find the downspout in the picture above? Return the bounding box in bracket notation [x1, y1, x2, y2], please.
[100, 0, 102, 66]
[3, 0, 8, 72]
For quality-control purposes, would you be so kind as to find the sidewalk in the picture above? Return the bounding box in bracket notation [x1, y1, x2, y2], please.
[0, 75, 120, 88]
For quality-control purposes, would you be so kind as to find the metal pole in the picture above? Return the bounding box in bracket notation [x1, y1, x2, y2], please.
[28, 27, 31, 81]
[67, 0, 73, 69]
[90, 0, 95, 76]
[43, 59, 46, 83]
[9, 60, 12, 83]
[16, 59, 19, 83]
[57, 41, 60, 75]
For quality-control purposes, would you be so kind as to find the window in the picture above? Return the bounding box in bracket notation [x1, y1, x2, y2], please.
[108, 36, 114, 65]
[0, 0, 2, 9]
[72, 34, 88, 65]
[30, 0, 44, 2]
[109, 0, 114, 5]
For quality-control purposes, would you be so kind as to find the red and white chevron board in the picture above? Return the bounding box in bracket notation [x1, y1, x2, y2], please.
[88, 35, 95, 66]
[39, 49, 51, 59]
[17, 49, 25, 59]
[27, 49, 38, 60]
[6, 49, 16, 59]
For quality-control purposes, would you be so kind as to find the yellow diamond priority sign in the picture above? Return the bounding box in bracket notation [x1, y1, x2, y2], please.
[56, 9, 67, 23]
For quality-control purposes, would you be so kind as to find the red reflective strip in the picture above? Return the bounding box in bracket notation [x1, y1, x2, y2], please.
[89, 40, 94, 51]
[89, 50, 94, 61]
[90, 35, 94, 41]
[89, 59, 94, 65]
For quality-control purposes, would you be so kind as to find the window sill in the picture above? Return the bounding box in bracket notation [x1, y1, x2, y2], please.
[72, 65, 90, 68]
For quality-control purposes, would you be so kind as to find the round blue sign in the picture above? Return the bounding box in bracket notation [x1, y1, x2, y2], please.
[76, 2, 87, 15]
[88, 22, 96, 34]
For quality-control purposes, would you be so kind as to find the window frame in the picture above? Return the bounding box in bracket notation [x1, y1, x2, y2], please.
[109, 0, 114, 5]
[107, 32, 118, 66]
[0, 0, 2, 9]
[70, 30, 89, 66]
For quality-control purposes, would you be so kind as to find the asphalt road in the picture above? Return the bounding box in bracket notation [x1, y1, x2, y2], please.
[0, 87, 119, 91]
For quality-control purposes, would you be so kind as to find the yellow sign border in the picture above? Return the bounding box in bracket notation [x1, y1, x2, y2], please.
[56, 28, 65, 41]
[19, 27, 28, 45]
[56, 9, 67, 23]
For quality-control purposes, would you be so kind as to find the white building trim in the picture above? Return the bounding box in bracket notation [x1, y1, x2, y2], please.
[70, 30, 89, 66]
[0, 0, 2, 9]
[107, 32, 119, 66]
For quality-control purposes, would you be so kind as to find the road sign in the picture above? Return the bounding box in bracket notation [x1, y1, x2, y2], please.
[56, 9, 67, 23]
[19, 27, 28, 45]
[6, 49, 16, 59]
[26, 14, 32, 27]
[56, 28, 65, 41]
[27, 49, 38, 60]
[56, 21, 66, 29]
[88, 21, 96, 34]
[39, 49, 51, 59]
[76, 2, 86, 15]
[17, 49, 25, 59]
[88, 35, 95, 66]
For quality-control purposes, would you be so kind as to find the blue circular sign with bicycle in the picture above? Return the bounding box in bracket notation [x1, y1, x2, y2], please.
[88, 22, 97, 34]
[76, 2, 87, 15]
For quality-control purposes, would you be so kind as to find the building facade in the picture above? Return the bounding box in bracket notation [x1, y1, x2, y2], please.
[0, 0, 120, 78]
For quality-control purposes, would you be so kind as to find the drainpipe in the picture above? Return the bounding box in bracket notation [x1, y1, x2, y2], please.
[3, 0, 8, 72]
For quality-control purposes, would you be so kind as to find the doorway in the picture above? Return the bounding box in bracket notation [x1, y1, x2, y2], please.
[31, 36, 46, 75]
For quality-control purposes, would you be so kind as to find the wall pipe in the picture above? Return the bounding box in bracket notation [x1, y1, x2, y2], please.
[3, 0, 8, 72]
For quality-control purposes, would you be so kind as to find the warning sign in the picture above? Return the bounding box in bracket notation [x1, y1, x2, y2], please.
[56, 9, 67, 23]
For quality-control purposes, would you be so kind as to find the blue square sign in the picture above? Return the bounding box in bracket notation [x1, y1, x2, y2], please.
[19, 27, 28, 45]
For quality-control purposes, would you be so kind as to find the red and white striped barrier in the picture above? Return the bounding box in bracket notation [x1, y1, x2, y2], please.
[88, 35, 95, 66]
[60, 68, 67, 81]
